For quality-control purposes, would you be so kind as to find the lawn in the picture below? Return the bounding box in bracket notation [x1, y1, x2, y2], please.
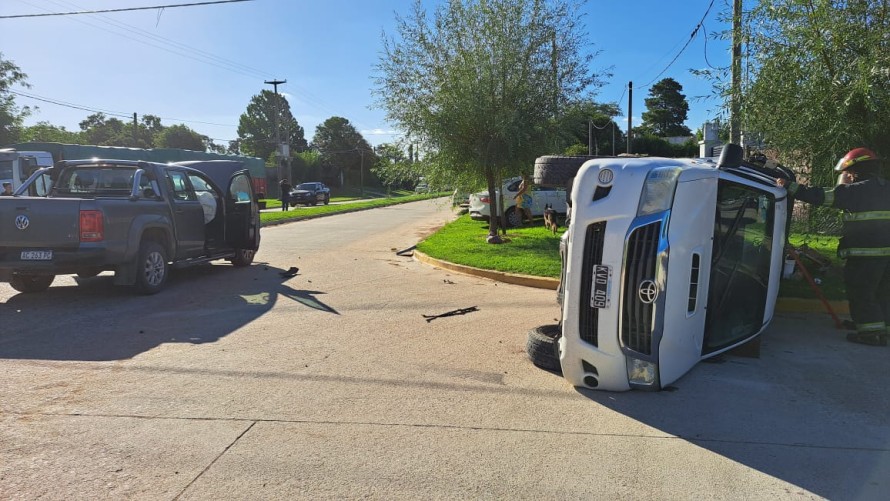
[260, 192, 445, 225]
[416, 214, 846, 300]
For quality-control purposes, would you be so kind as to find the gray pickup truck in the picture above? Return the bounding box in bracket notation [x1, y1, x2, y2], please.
[0, 159, 261, 294]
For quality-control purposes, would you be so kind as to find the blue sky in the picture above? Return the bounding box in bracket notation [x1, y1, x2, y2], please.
[2, 0, 732, 148]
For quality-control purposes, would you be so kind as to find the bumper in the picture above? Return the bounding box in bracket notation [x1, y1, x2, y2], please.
[0, 247, 112, 281]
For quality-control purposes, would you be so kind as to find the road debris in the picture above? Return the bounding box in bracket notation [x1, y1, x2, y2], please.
[279, 267, 299, 278]
[395, 245, 416, 256]
[422, 306, 479, 322]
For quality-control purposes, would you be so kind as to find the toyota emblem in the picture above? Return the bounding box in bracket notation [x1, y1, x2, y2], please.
[638, 280, 658, 304]
[14, 214, 29, 230]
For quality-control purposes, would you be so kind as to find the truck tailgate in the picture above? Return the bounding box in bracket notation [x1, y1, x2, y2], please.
[0, 197, 82, 247]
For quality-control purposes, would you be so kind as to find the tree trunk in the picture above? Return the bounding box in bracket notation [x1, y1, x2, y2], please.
[485, 170, 503, 243]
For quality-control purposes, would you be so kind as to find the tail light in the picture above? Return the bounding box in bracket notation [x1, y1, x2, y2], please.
[80, 210, 104, 242]
[479, 196, 491, 204]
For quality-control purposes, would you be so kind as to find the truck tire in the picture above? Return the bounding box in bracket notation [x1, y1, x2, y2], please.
[231, 249, 255, 267]
[9, 274, 54, 293]
[526, 324, 562, 373]
[534, 155, 598, 187]
[324, 194, 330, 205]
[134, 241, 168, 295]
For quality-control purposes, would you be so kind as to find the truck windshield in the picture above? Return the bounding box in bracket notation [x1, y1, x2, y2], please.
[704, 181, 776, 353]
[56, 166, 140, 196]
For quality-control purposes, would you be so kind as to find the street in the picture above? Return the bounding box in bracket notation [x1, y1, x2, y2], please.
[1, 199, 888, 500]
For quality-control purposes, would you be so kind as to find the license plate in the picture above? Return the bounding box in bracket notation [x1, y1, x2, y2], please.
[20, 250, 53, 261]
[591, 264, 611, 309]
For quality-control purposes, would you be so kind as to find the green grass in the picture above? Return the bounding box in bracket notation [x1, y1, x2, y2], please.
[260, 192, 443, 225]
[416, 214, 846, 300]
[417, 215, 563, 277]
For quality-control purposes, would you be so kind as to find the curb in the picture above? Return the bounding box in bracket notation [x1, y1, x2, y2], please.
[413, 251, 848, 315]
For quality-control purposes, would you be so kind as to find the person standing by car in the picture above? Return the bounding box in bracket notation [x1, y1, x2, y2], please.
[778, 147, 890, 346]
[279, 178, 292, 211]
[514, 174, 534, 225]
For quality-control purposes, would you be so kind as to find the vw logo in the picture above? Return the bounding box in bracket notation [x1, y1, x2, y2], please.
[597, 168, 614, 185]
[14, 215, 30, 230]
[638, 280, 658, 304]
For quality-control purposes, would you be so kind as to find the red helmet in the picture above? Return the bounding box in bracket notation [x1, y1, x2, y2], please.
[835, 147, 881, 171]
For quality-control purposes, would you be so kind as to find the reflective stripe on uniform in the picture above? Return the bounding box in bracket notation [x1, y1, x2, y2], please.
[822, 189, 835, 207]
[842, 211, 890, 222]
[856, 321, 886, 333]
[838, 247, 890, 258]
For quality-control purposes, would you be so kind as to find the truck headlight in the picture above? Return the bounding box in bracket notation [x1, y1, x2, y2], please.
[627, 358, 658, 386]
[637, 167, 682, 216]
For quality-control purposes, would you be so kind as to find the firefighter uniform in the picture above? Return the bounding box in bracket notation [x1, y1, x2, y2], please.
[785, 158, 890, 346]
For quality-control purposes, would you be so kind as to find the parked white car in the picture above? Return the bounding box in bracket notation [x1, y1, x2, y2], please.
[468, 177, 567, 227]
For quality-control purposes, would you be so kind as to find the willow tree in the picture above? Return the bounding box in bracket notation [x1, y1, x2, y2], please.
[742, 0, 890, 186]
[375, 0, 602, 240]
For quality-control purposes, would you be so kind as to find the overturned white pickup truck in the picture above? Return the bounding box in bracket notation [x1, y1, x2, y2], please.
[532, 144, 795, 391]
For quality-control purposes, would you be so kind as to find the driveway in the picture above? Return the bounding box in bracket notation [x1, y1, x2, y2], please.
[1, 199, 887, 499]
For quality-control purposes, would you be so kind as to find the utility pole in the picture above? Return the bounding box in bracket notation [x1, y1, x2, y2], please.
[264, 79, 287, 187]
[588, 120, 593, 155]
[132, 112, 138, 147]
[627, 81, 633, 154]
[730, 0, 742, 145]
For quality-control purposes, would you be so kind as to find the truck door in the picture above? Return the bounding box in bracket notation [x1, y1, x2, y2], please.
[225, 172, 259, 250]
[165, 170, 206, 258]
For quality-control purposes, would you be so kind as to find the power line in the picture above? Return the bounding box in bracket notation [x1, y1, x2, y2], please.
[11, 89, 239, 128]
[0, 0, 253, 19]
[640, 0, 716, 88]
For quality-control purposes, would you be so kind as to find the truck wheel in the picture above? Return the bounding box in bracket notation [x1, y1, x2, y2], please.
[135, 241, 168, 295]
[534, 155, 596, 187]
[231, 249, 255, 267]
[9, 274, 54, 293]
[526, 324, 562, 373]
[324, 195, 330, 205]
[506, 207, 522, 228]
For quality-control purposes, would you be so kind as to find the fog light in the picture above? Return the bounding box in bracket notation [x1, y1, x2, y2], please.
[627, 358, 658, 386]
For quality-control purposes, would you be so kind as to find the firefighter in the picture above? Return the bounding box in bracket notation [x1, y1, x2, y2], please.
[778, 148, 890, 346]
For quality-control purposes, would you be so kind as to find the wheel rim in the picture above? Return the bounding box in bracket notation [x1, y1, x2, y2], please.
[507, 210, 521, 227]
[143, 251, 165, 286]
[240, 249, 254, 261]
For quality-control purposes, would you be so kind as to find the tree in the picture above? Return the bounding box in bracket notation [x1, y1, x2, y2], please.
[372, 142, 421, 190]
[742, 1, 890, 186]
[375, 0, 603, 240]
[79, 113, 129, 146]
[640, 78, 691, 137]
[557, 100, 623, 155]
[236, 90, 308, 162]
[311, 116, 374, 188]
[20, 122, 81, 143]
[0, 53, 31, 145]
[156, 124, 206, 151]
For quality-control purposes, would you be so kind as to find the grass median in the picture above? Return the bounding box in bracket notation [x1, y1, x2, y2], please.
[260, 192, 446, 225]
[417, 214, 846, 301]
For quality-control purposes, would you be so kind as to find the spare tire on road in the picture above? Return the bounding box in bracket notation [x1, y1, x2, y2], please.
[534, 155, 606, 187]
[526, 324, 562, 373]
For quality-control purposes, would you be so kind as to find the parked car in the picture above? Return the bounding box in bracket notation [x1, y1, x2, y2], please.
[468, 177, 567, 227]
[0, 159, 261, 295]
[290, 182, 330, 206]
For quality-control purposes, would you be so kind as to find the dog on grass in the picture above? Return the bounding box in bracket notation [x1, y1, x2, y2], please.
[543, 204, 559, 234]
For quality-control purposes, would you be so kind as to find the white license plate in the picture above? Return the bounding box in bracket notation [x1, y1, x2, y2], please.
[591, 264, 612, 309]
[20, 250, 53, 261]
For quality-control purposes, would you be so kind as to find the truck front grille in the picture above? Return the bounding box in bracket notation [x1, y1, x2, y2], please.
[621, 222, 661, 355]
[578, 222, 606, 346]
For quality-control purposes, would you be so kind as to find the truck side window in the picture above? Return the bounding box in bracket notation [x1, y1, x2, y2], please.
[230, 174, 253, 203]
[166, 171, 197, 201]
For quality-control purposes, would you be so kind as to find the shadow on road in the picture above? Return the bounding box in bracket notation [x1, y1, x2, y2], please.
[566, 326, 890, 499]
[0, 262, 337, 362]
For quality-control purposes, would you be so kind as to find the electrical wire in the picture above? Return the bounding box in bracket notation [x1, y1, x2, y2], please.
[11, 89, 239, 128]
[640, 0, 716, 88]
[0, 0, 253, 19]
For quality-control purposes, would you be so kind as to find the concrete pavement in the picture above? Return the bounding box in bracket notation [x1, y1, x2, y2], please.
[1, 199, 886, 499]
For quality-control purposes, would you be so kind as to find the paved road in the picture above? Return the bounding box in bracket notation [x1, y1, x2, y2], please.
[1, 199, 888, 500]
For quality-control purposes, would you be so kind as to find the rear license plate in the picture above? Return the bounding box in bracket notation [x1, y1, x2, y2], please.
[591, 264, 611, 309]
[21, 250, 53, 261]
